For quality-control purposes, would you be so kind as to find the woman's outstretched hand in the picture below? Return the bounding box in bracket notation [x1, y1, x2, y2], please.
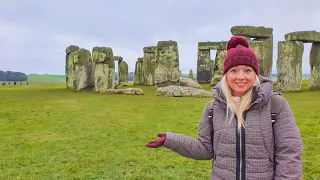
[146, 133, 166, 148]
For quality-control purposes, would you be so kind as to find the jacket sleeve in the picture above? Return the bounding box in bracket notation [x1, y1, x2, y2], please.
[162, 101, 214, 160]
[274, 96, 303, 179]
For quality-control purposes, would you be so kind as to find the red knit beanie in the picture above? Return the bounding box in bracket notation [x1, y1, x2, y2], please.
[223, 36, 259, 75]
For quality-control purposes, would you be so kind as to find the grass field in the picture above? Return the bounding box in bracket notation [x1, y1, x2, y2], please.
[27, 75, 66, 84]
[0, 80, 319, 179]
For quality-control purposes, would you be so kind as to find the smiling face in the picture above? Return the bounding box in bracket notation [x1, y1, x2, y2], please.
[226, 65, 257, 97]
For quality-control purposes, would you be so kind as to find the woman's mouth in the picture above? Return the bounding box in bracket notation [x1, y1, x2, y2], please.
[236, 82, 246, 88]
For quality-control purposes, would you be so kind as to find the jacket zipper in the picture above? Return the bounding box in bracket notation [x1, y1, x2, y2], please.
[239, 125, 242, 180]
[236, 115, 246, 180]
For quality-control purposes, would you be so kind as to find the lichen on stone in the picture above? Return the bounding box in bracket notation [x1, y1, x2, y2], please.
[276, 41, 303, 91]
[309, 42, 320, 89]
[143, 47, 156, 85]
[154, 41, 180, 87]
[231, 25, 273, 38]
[285, 31, 320, 43]
[92, 46, 115, 91]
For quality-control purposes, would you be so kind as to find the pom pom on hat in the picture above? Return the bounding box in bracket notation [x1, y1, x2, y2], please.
[226, 36, 249, 50]
[223, 36, 259, 75]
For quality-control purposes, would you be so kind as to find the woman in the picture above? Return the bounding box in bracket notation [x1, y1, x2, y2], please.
[146, 36, 303, 179]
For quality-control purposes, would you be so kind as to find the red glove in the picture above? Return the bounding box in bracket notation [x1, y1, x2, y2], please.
[146, 133, 166, 148]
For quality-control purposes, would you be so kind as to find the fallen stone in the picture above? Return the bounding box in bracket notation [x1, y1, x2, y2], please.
[155, 41, 180, 87]
[285, 31, 320, 43]
[179, 77, 202, 89]
[276, 41, 303, 91]
[100, 88, 144, 95]
[231, 26, 273, 38]
[156, 85, 212, 98]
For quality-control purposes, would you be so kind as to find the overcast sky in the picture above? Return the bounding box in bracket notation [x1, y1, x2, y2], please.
[1, 0, 319, 75]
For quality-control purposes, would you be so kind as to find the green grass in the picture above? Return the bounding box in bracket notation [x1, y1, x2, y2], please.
[0, 80, 319, 179]
[26, 75, 66, 84]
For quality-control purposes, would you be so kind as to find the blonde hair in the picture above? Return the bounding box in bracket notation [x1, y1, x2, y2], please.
[220, 74, 260, 128]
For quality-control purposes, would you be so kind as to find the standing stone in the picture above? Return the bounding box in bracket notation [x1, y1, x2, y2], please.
[74, 49, 94, 90]
[65, 46, 94, 91]
[143, 46, 156, 85]
[197, 49, 211, 83]
[213, 50, 227, 77]
[92, 46, 115, 92]
[210, 60, 215, 79]
[118, 60, 128, 86]
[65, 45, 79, 89]
[253, 37, 272, 78]
[231, 25, 273, 78]
[134, 58, 143, 85]
[276, 41, 304, 91]
[154, 41, 180, 87]
[189, 69, 194, 79]
[309, 42, 320, 90]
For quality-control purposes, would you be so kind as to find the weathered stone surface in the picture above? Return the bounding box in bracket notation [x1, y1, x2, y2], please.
[179, 77, 202, 89]
[92, 46, 115, 91]
[143, 46, 156, 86]
[143, 46, 157, 53]
[309, 42, 320, 89]
[118, 60, 128, 86]
[198, 41, 227, 50]
[210, 75, 222, 87]
[188, 69, 194, 79]
[66, 47, 94, 91]
[198, 41, 264, 51]
[276, 41, 303, 91]
[248, 40, 269, 76]
[210, 60, 215, 79]
[239, 36, 251, 41]
[154, 41, 180, 87]
[231, 26, 273, 38]
[253, 37, 272, 78]
[285, 31, 320, 43]
[66, 45, 79, 55]
[100, 88, 144, 95]
[213, 50, 227, 78]
[114, 56, 123, 61]
[197, 49, 211, 83]
[134, 58, 143, 85]
[156, 85, 211, 98]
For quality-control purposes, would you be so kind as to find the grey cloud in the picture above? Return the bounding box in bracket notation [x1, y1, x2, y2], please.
[1, 0, 320, 74]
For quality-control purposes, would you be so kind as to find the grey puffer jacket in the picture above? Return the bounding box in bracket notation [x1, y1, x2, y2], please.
[163, 75, 303, 180]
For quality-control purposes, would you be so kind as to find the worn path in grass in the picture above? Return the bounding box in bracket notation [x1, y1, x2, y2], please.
[0, 81, 319, 179]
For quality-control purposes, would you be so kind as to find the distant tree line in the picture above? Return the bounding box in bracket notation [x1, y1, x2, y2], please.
[0, 71, 27, 81]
